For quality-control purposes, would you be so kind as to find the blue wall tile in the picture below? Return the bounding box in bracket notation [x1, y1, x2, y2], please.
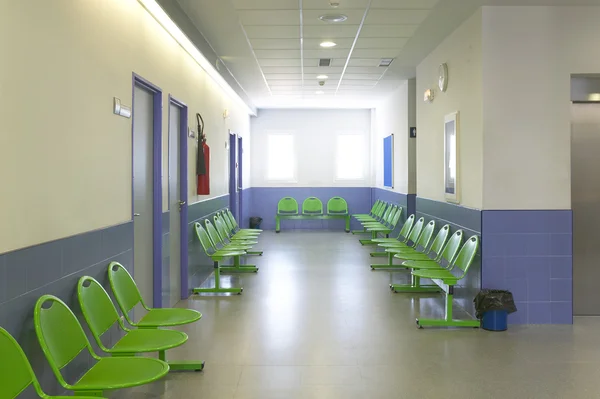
[509, 302, 528, 324]
[0, 255, 6, 304]
[482, 257, 505, 288]
[62, 229, 104, 277]
[482, 210, 573, 325]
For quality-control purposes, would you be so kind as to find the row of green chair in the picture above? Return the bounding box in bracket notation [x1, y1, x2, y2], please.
[361, 213, 481, 329]
[193, 210, 263, 295]
[351, 199, 388, 234]
[276, 196, 351, 232]
[355, 203, 403, 246]
[2, 263, 203, 399]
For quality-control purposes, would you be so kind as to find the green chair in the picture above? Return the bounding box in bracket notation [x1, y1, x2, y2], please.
[390, 228, 461, 293]
[217, 211, 260, 241]
[0, 327, 106, 399]
[359, 207, 404, 246]
[34, 295, 169, 397]
[277, 197, 299, 215]
[205, 219, 258, 273]
[192, 223, 246, 294]
[352, 200, 384, 234]
[369, 218, 430, 270]
[327, 197, 348, 215]
[413, 235, 481, 328]
[78, 276, 202, 372]
[224, 209, 262, 235]
[107, 262, 203, 326]
[215, 214, 263, 256]
[302, 197, 323, 215]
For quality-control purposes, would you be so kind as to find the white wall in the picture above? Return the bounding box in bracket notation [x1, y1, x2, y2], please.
[371, 80, 417, 194]
[416, 9, 483, 209]
[481, 6, 600, 209]
[0, 0, 250, 253]
[250, 109, 371, 187]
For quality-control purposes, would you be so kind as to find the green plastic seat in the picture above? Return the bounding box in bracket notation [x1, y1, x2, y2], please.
[0, 327, 107, 399]
[379, 217, 425, 249]
[352, 200, 379, 219]
[401, 230, 464, 271]
[214, 214, 263, 256]
[365, 207, 402, 232]
[277, 197, 299, 215]
[361, 205, 395, 228]
[327, 197, 348, 215]
[78, 276, 188, 354]
[218, 211, 260, 239]
[371, 214, 415, 244]
[34, 295, 169, 397]
[302, 197, 323, 215]
[355, 201, 386, 222]
[369, 215, 422, 270]
[384, 220, 435, 255]
[225, 209, 263, 234]
[107, 262, 202, 328]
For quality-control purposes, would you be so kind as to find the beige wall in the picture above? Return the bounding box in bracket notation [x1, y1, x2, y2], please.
[416, 9, 483, 209]
[372, 80, 417, 194]
[481, 6, 600, 209]
[0, 0, 251, 253]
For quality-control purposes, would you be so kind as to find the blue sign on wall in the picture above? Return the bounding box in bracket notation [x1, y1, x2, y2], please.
[383, 134, 394, 188]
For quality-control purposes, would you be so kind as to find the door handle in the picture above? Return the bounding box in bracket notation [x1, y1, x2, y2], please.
[134, 213, 141, 217]
[178, 200, 186, 212]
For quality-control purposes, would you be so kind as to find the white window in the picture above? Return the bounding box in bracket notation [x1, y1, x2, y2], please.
[336, 134, 365, 180]
[266, 134, 296, 181]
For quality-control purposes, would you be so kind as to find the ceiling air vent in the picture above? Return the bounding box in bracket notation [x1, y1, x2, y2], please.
[379, 58, 394, 67]
[319, 58, 332, 67]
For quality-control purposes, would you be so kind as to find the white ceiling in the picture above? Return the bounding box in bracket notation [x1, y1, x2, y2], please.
[175, 0, 600, 109]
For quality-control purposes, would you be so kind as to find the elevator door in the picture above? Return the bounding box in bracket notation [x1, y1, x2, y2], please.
[572, 103, 600, 315]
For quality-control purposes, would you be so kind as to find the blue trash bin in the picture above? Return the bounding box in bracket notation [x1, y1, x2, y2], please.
[482, 310, 508, 331]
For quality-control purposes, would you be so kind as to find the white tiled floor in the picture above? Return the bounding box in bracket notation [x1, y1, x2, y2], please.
[114, 231, 600, 399]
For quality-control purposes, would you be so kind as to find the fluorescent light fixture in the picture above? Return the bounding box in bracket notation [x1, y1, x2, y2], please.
[588, 93, 600, 101]
[320, 41, 337, 48]
[317, 75, 329, 80]
[319, 14, 348, 23]
[316, 90, 325, 95]
[137, 0, 255, 115]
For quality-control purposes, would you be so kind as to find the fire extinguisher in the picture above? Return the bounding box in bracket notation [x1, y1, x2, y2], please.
[196, 113, 210, 195]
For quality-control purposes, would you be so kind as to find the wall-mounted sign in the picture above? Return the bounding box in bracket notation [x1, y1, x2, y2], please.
[410, 127, 417, 138]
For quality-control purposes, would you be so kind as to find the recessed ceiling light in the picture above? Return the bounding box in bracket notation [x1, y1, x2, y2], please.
[317, 75, 329, 80]
[319, 14, 348, 23]
[316, 91, 325, 95]
[320, 41, 337, 48]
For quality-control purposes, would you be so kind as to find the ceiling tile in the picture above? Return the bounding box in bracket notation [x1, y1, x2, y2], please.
[268, 80, 304, 86]
[303, 9, 367, 25]
[264, 74, 303, 80]
[244, 25, 300, 39]
[355, 37, 409, 49]
[371, 0, 440, 9]
[255, 49, 301, 58]
[352, 48, 403, 58]
[239, 10, 300, 26]
[261, 66, 302, 73]
[360, 24, 419, 38]
[303, 0, 370, 9]
[303, 24, 360, 38]
[258, 58, 302, 67]
[250, 39, 301, 50]
[270, 86, 304, 91]
[303, 49, 351, 59]
[364, 9, 431, 25]
[330, 58, 348, 67]
[344, 73, 384, 80]
[348, 58, 381, 67]
[303, 66, 344, 73]
[345, 66, 386, 73]
[340, 80, 378, 86]
[233, 0, 298, 9]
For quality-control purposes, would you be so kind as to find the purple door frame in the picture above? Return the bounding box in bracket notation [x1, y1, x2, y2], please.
[132, 73, 163, 308]
[237, 136, 243, 225]
[168, 95, 190, 301]
[229, 132, 239, 221]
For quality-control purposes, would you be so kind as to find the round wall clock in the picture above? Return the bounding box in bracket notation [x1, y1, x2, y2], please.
[438, 63, 448, 92]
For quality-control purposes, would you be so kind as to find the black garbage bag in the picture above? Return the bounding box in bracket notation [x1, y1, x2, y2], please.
[474, 289, 518, 319]
[249, 216, 263, 229]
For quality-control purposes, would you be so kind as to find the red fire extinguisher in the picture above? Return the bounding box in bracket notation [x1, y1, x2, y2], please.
[196, 113, 210, 195]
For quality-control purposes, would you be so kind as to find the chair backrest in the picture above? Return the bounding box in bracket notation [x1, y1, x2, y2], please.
[214, 215, 232, 242]
[427, 224, 451, 259]
[406, 217, 425, 247]
[34, 295, 95, 385]
[375, 202, 387, 218]
[223, 210, 237, 231]
[379, 204, 393, 223]
[277, 197, 298, 214]
[438, 230, 464, 268]
[414, 220, 436, 252]
[387, 206, 403, 229]
[205, 219, 225, 248]
[107, 262, 144, 315]
[452, 235, 480, 276]
[397, 214, 415, 241]
[369, 200, 380, 215]
[327, 197, 348, 214]
[78, 276, 125, 350]
[195, 222, 215, 254]
[302, 197, 323, 215]
[0, 327, 41, 399]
